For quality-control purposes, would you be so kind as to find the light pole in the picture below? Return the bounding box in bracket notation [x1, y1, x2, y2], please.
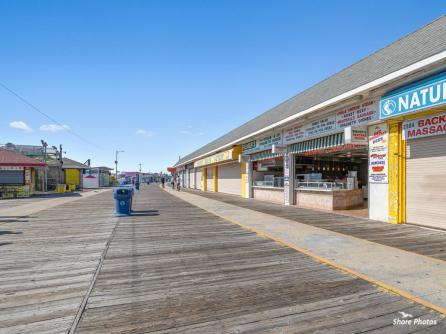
[115, 150, 124, 183]
[138, 163, 142, 184]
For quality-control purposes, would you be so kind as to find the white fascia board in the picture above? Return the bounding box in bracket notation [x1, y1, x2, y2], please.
[177, 50, 446, 166]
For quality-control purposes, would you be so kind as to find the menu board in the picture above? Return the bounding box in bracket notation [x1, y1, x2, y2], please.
[368, 123, 389, 184]
[284, 99, 379, 145]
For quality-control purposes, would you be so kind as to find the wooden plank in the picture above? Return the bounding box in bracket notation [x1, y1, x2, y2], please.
[187, 189, 446, 261]
[75, 186, 444, 333]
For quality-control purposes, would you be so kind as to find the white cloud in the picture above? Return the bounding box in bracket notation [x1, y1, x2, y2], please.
[179, 126, 205, 136]
[9, 121, 33, 132]
[136, 129, 155, 137]
[39, 124, 70, 132]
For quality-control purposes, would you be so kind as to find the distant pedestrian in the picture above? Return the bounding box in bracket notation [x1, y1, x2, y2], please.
[177, 174, 181, 191]
[161, 177, 165, 188]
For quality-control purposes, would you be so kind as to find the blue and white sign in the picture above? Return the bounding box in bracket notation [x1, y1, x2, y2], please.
[380, 72, 446, 119]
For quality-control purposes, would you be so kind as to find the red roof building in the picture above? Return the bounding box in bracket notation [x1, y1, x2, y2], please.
[0, 148, 46, 167]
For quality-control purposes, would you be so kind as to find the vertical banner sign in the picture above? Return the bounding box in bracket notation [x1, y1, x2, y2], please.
[368, 123, 389, 183]
[283, 154, 290, 205]
[24, 168, 31, 185]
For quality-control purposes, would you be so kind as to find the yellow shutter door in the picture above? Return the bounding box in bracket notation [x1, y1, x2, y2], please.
[66, 169, 80, 185]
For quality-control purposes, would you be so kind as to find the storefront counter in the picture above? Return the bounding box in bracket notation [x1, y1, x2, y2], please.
[294, 188, 363, 210]
[252, 186, 284, 204]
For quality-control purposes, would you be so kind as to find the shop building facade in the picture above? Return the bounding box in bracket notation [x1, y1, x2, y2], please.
[377, 71, 446, 229]
[0, 148, 46, 199]
[173, 16, 446, 227]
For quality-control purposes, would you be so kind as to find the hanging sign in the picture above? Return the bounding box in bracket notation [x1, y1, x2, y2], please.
[344, 126, 368, 144]
[380, 72, 446, 119]
[368, 123, 389, 184]
[238, 154, 250, 163]
[402, 111, 446, 140]
[271, 144, 287, 154]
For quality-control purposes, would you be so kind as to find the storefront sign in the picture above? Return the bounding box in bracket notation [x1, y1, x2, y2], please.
[402, 111, 446, 140]
[336, 100, 379, 128]
[380, 72, 446, 119]
[272, 144, 287, 154]
[24, 168, 31, 185]
[242, 140, 256, 153]
[242, 132, 282, 154]
[368, 123, 389, 184]
[284, 99, 378, 145]
[0, 166, 24, 170]
[344, 126, 368, 144]
[194, 146, 241, 168]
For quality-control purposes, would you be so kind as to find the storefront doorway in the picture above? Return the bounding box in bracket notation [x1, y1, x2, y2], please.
[293, 145, 369, 214]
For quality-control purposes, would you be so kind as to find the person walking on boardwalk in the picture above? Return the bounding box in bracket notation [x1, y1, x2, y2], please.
[161, 176, 165, 188]
[176, 174, 181, 191]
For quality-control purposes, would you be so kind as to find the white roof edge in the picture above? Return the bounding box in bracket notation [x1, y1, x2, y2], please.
[177, 50, 446, 167]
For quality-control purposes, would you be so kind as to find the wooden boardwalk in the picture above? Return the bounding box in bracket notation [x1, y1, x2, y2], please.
[185, 189, 446, 261]
[75, 186, 444, 333]
[0, 191, 117, 334]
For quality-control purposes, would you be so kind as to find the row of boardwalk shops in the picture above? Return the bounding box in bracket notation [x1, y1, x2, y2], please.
[175, 62, 446, 230]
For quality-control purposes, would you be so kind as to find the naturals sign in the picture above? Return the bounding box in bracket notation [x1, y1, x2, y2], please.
[402, 111, 446, 140]
[380, 72, 446, 119]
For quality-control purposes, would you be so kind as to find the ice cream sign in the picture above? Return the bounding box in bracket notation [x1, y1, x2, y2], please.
[380, 71, 446, 119]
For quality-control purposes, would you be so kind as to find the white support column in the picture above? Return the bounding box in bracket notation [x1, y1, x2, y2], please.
[247, 161, 253, 198]
[284, 153, 295, 205]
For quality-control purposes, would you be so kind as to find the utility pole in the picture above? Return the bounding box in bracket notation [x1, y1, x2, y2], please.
[139, 163, 142, 183]
[115, 150, 124, 183]
[41, 140, 48, 192]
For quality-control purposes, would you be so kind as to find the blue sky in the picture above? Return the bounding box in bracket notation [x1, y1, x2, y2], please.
[1, 1, 445, 172]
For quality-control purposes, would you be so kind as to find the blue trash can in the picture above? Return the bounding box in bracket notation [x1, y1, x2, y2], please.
[113, 187, 133, 216]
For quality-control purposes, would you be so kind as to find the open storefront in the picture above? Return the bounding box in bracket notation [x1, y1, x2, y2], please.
[290, 134, 368, 210]
[251, 151, 284, 204]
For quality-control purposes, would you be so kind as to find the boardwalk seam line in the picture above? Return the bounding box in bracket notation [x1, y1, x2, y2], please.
[68, 216, 120, 334]
[164, 188, 446, 316]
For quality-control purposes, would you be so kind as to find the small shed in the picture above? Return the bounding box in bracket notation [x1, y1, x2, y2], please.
[83, 166, 113, 188]
[47, 157, 89, 190]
